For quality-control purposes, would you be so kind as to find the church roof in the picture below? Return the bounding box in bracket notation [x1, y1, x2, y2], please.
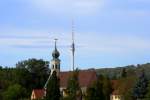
[112, 90, 120, 95]
[111, 80, 119, 90]
[111, 80, 122, 95]
[31, 70, 97, 99]
[31, 89, 45, 99]
[60, 69, 97, 88]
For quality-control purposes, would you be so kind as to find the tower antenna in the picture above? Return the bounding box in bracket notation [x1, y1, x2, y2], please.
[71, 20, 75, 71]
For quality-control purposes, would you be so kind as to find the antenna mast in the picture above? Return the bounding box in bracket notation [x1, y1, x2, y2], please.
[71, 20, 75, 71]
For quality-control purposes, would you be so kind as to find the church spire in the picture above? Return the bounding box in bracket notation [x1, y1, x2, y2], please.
[44, 38, 61, 90]
[52, 38, 60, 59]
[55, 38, 57, 50]
[51, 38, 60, 76]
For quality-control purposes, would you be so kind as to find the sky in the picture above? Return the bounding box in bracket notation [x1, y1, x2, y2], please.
[0, 0, 150, 70]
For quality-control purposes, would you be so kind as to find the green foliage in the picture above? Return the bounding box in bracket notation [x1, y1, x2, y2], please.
[124, 89, 134, 100]
[46, 71, 60, 100]
[66, 69, 81, 100]
[116, 76, 137, 100]
[144, 81, 150, 100]
[133, 70, 148, 99]
[0, 66, 2, 70]
[121, 68, 127, 78]
[15, 58, 49, 95]
[85, 80, 104, 100]
[0, 67, 16, 99]
[1, 60, 150, 100]
[0, 58, 49, 100]
[101, 76, 112, 100]
[96, 63, 150, 80]
[14, 68, 32, 95]
[85, 75, 112, 100]
[2, 84, 26, 100]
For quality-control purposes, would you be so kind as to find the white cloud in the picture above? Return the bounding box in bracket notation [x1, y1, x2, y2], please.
[75, 33, 150, 54]
[0, 29, 72, 49]
[1, 28, 149, 55]
[0, 28, 150, 69]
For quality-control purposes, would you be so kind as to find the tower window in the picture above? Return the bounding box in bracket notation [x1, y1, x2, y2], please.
[55, 65, 57, 69]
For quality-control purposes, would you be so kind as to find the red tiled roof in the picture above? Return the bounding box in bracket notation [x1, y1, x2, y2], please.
[32, 89, 45, 98]
[111, 80, 118, 90]
[112, 89, 120, 95]
[111, 80, 121, 95]
[31, 70, 97, 99]
[60, 70, 97, 87]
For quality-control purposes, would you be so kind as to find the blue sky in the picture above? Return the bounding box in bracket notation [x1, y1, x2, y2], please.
[0, 0, 150, 70]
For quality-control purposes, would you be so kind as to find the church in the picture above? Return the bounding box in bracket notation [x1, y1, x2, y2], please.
[31, 38, 98, 100]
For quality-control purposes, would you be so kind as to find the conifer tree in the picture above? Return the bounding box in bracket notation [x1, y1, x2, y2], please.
[85, 80, 104, 100]
[133, 70, 148, 100]
[102, 77, 112, 100]
[121, 68, 127, 78]
[66, 69, 81, 100]
[46, 71, 60, 100]
[144, 81, 150, 100]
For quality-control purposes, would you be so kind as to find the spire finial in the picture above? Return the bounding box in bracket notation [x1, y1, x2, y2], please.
[54, 38, 58, 50]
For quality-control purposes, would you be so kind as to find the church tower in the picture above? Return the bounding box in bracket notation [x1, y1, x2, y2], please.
[50, 39, 60, 77]
[44, 39, 60, 90]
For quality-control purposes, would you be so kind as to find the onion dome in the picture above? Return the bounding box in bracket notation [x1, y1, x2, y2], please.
[52, 48, 60, 58]
[52, 39, 60, 59]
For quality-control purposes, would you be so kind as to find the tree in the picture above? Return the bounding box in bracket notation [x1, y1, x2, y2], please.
[102, 76, 112, 100]
[144, 81, 150, 100]
[0, 66, 2, 70]
[85, 80, 104, 100]
[2, 84, 26, 100]
[14, 67, 32, 96]
[15, 58, 49, 89]
[46, 71, 60, 100]
[0, 78, 2, 99]
[121, 68, 127, 78]
[133, 70, 148, 100]
[66, 69, 81, 100]
[0, 67, 16, 99]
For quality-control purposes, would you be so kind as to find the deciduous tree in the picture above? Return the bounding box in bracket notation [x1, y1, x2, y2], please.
[2, 84, 26, 100]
